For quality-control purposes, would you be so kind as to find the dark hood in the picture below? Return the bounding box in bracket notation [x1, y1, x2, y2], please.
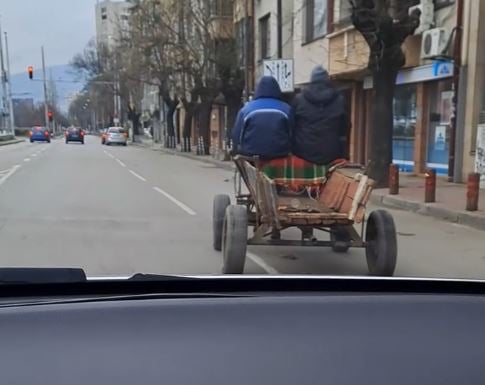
[303, 80, 338, 106]
[254, 76, 282, 100]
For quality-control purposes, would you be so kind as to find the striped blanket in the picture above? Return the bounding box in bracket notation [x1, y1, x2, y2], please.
[260, 155, 330, 194]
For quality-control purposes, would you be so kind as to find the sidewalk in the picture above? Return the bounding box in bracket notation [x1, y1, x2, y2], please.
[134, 138, 485, 231]
[0, 138, 25, 146]
[132, 137, 235, 171]
[370, 174, 485, 231]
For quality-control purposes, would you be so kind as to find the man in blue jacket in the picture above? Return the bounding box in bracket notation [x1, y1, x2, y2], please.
[232, 76, 293, 159]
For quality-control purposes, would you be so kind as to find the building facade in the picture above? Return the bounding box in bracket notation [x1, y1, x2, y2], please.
[95, 0, 131, 49]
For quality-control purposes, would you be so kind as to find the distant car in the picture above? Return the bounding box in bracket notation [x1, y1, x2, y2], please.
[29, 127, 50, 143]
[105, 127, 128, 146]
[65, 127, 85, 144]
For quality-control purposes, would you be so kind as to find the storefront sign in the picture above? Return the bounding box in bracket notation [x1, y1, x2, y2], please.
[475, 124, 485, 189]
[364, 61, 454, 89]
[435, 126, 447, 151]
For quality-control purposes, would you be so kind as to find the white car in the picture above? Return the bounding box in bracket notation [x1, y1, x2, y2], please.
[105, 127, 128, 146]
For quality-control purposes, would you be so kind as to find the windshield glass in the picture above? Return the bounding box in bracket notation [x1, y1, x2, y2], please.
[0, 0, 483, 281]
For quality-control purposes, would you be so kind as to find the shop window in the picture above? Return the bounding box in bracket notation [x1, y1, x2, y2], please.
[427, 79, 453, 175]
[393, 84, 417, 172]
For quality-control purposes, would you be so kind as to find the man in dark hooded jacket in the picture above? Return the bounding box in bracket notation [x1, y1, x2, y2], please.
[232, 76, 293, 159]
[292, 66, 349, 165]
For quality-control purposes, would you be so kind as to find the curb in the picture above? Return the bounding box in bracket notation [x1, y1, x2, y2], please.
[133, 141, 235, 171]
[0, 138, 25, 146]
[370, 193, 485, 231]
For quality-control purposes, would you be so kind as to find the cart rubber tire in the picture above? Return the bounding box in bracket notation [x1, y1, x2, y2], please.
[365, 210, 397, 277]
[213, 194, 231, 251]
[222, 205, 248, 274]
[331, 227, 351, 253]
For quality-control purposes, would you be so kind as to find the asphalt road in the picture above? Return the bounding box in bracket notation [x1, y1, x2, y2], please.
[1, 136, 484, 279]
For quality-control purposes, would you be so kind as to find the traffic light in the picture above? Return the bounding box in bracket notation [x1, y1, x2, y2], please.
[27, 66, 33, 79]
[48, 111, 54, 122]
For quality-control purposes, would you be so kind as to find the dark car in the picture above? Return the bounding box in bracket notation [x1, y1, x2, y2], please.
[65, 127, 85, 144]
[29, 126, 51, 143]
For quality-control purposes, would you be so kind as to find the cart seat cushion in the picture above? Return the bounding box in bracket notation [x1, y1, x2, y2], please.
[260, 155, 330, 193]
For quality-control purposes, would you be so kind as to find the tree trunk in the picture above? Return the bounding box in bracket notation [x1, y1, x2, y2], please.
[369, 66, 399, 187]
[225, 95, 241, 143]
[197, 99, 213, 155]
[163, 94, 178, 149]
[182, 102, 195, 152]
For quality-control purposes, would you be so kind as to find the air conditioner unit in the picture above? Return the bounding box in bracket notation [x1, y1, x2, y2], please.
[421, 28, 447, 60]
[410, 0, 435, 35]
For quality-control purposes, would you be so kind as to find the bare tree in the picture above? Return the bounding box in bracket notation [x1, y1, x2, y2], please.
[351, 0, 420, 185]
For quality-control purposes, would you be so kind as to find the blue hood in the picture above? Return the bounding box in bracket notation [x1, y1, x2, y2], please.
[254, 76, 282, 100]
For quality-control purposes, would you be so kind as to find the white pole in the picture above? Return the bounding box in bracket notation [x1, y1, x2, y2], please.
[41, 46, 49, 131]
[0, 18, 9, 135]
[4, 32, 14, 135]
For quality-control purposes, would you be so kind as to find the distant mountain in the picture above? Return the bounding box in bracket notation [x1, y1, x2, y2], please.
[8, 64, 86, 113]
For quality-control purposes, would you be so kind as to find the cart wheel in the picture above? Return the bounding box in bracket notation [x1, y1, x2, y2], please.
[330, 227, 351, 253]
[222, 205, 248, 274]
[213, 194, 231, 251]
[365, 210, 397, 277]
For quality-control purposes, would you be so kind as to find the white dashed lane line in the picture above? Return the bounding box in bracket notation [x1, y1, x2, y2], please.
[153, 187, 197, 216]
[115, 158, 126, 168]
[129, 170, 147, 182]
[0, 165, 21, 187]
[24, 158, 31, 162]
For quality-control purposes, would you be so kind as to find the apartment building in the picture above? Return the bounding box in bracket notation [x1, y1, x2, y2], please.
[95, 0, 131, 49]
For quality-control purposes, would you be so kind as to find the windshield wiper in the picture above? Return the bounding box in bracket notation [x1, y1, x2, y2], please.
[0, 268, 87, 284]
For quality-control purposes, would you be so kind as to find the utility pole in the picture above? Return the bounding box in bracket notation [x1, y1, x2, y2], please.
[41, 46, 50, 131]
[244, 0, 251, 102]
[449, 0, 464, 182]
[4, 32, 14, 135]
[0, 18, 9, 135]
[277, 0, 283, 59]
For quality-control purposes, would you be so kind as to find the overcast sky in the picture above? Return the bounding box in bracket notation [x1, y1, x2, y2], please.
[0, 0, 98, 74]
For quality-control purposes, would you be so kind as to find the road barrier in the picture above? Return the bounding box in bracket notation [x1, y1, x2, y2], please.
[466, 173, 480, 211]
[389, 164, 399, 195]
[425, 169, 436, 203]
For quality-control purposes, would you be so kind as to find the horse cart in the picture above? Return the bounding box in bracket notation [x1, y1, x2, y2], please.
[213, 155, 397, 276]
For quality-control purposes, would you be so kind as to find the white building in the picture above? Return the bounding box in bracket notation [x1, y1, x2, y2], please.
[253, 0, 294, 79]
[95, 0, 131, 49]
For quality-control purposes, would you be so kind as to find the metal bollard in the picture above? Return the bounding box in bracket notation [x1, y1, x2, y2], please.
[424, 169, 436, 203]
[466, 172, 480, 211]
[389, 164, 399, 195]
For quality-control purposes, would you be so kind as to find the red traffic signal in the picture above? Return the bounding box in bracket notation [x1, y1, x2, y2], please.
[48, 111, 54, 122]
[27, 66, 33, 79]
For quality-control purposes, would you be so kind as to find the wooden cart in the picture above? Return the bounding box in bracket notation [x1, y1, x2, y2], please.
[213, 155, 397, 276]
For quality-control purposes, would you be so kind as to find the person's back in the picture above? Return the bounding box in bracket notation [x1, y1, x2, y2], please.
[232, 76, 293, 159]
[292, 66, 348, 165]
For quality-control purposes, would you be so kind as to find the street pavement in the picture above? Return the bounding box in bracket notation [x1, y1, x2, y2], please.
[1, 135, 485, 279]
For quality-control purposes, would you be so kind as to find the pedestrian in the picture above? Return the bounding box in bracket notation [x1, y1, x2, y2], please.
[232, 76, 293, 159]
[291, 65, 349, 166]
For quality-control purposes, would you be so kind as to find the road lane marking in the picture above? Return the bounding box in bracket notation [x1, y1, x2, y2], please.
[32, 154, 37, 157]
[0, 165, 21, 187]
[104, 150, 115, 159]
[247, 252, 280, 275]
[153, 186, 197, 216]
[24, 158, 31, 162]
[129, 170, 147, 182]
[115, 158, 126, 168]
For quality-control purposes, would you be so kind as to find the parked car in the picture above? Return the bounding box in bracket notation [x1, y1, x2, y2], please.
[29, 127, 50, 143]
[105, 127, 128, 146]
[65, 127, 85, 144]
